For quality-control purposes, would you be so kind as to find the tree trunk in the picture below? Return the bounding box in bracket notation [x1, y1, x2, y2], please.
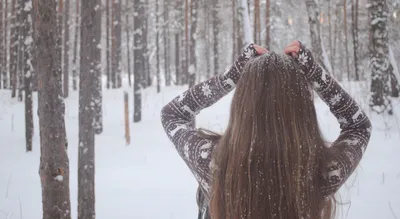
[116, 0, 122, 88]
[10, 0, 17, 97]
[125, 0, 132, 87]
[17, 0, 24, 101]
[163, 0, 170, 86]
[156, 0, 161, 92]
[63, 0, 70, 97]
[304, 0, 331, 73]
[368, 0, 394, 114]
[188, 0, 198, 87]
[111, 0, 117, 88]
[253, 0, 260, 44]
[133, 0, 144, 122]
[232, 0, 236, 63]
[72, 0, 79, 91]
[78, 0, 99, 217]
[265, 0, 270, 48]
[23, 0, 33, 151]
[0, 0, 3, 89]
[35, 0, 72, 217]
[212, 0, 219, 76]
[143, 1, 150, 87]
[2, 0, 7, 89]
[57, 0, 63, 97]
[238, 0, 252, 46]
[352, 0, 360, 80]
[106, 0, 111, 89]
[174, 33, 180, 84]
[343, 0, 351, 80]
[93, 0, 102, 135]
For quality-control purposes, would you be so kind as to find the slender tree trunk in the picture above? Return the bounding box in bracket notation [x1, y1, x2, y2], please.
[63, 0, 70, 97]
[212, 0, 219, 76]
[111, 0, 116, 88]
[143, 5, 150, 88]
[253, 0, 260, 44]
[344, 0, 351, 80]
[116, 0, 122, 88]
[17, 0, 24, 101]
[2, 0, 7, 89]
[304, 0, 331, 73]
[35, 0, 72, 217]
[133, 0, 144, 122]
[78, 0, 99, 217]
[328, 0, 334, 71]
[125, 0, 132, 87]
[368, 0, 394, 114]
[163, 0, 171, 86]
[232, 0, 236, 63]
[156, 0, 161, 92]
[93, 0, 102, 135]
[106, 0, 111, 89]
[175, 33, 180, 84]
[204, 0, 211, 79]
[0, 0, 3, 89]
[352, 0, 360, 80]
[72, 0, 79, 91]
[23, 0, 33, 151]
[10, 0, 17, 97]
[239, 0, 252, 46]
[188, 0, 198, 87]
[265, 0, 270, 48]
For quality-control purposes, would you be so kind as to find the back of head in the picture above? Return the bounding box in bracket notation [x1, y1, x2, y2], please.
[210, 53, 333, 219]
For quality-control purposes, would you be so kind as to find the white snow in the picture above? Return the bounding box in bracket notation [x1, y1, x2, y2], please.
[0, 79, 399, 219]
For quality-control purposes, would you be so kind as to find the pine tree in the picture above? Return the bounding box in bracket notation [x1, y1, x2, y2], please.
[133, 0, 144, 122]
[78, 0, 100, 217]
[35, 0, 72, 217]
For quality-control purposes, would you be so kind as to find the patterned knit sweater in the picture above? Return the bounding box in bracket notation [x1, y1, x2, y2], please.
[160, 44, 371, 217]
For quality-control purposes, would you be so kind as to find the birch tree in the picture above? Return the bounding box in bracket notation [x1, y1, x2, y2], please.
[368, 0, 395, 114]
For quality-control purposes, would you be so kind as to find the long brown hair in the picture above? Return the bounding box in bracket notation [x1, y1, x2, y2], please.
[206, 53, 335, 219]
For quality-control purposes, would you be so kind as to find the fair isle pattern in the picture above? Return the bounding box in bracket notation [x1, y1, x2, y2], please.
[160, 44, 259, 201]
[161, 43, 371, 216]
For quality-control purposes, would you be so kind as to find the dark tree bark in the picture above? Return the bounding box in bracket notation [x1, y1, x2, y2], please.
[34, 0, 72, 217]
[253, 0, 260, 44]
[163, 0, 171, 86]
[23, 0, 33, 151]
[125, 0, 132, 87]
[78, 0, 99, 217]
[143, 1, 150, 87]
[212, 0, 219, 76]
[17, 0, 24, 101]
[10, 0, 17, 97]
[72, 0, 80, 91]
[116, 0, 122, 88]
[111, 0, 122, 88]
[174, 33, 180, 85]
[0, 0, 3, 89]
[93, 0, 102, 135]
[63, 0, 70, 97]
[156, 0, 161, 92]
[368, 0, 395, 114]
[188, 0, 198, 87]
[106, 0, 111, 89]
[133, 0, 144, 122]
[352, 0, 360, 80]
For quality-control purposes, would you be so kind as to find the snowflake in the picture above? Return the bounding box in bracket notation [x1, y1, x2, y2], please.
[243, 48, 254, 59]
[298, 52, 308, 66]
[313, 82, 321, 89]
[330, 94, 342, 105]
[338, 117, 348, 125]
[178, 92, 186, 102]
[201, 83, 213, 97]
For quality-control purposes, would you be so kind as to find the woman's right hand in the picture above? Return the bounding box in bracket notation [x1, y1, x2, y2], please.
[283, 40, 314, 72]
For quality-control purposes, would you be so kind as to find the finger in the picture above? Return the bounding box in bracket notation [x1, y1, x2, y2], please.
[284, 46, 299, 55]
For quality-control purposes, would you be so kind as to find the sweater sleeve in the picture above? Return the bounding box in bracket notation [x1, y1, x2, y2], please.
[161, 44, 258, 195]
[295, 43, 372, 196]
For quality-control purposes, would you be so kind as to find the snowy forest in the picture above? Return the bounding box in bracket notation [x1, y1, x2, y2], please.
[0, 0, 399, 218]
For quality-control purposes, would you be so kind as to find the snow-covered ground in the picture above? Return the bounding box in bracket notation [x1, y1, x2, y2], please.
[0, 81, 399, 219]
